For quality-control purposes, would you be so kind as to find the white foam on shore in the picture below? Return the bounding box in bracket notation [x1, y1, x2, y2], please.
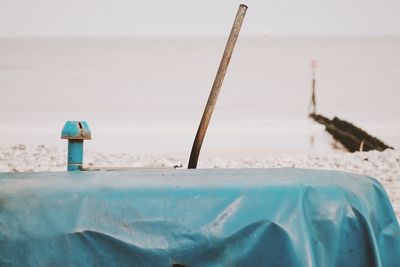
[0, 144, 399, 220]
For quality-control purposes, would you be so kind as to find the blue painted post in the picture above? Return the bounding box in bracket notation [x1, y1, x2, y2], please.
[67, 140, 84, 171]
[61, 121, 91, 171]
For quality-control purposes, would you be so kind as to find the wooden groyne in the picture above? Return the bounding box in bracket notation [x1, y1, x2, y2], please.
[308, 60, 393, 152]
[310, 113, 393, 152]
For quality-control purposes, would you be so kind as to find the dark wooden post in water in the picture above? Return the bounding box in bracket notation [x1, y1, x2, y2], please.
[307, 61, 393, 152]
[188, 4, 248, 169]
[310, 113, 393, 152]
[309, 60, 317, 115]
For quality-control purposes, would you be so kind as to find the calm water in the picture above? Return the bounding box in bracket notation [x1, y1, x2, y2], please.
[1, 36, 399, 156]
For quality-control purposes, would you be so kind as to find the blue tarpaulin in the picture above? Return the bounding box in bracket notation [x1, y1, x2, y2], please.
[0, 168, 399, 266]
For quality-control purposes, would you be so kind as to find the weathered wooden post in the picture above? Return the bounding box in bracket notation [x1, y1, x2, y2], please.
[188, 4, 248, 169]
[309, 60, 318, 114]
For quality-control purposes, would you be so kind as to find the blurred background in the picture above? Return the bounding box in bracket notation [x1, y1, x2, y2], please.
[1, 0, 399, 157]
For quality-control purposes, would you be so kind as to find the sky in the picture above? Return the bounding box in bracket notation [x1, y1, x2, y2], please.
[0, 0, 399, 37]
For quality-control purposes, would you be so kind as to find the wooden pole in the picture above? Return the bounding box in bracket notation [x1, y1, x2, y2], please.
[309, 60, 317, 115]
[188, 4, 248, 169]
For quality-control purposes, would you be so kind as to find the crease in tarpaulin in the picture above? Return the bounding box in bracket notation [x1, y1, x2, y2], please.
[202, 195, 244, 235]
[369, 182, 399, 230]
[57, 230, 168, 266]
[302, 186, 367, 265]
[343, 178, 397, 266]
[367, 181, 400, 262]
[62, 221, 299, 266]
[350, 206, 384, 267]
[301, 186, 360, 267]
[298, 187, 318, 267]
[72, 196, 142, 247]
[74, 195, 89, 232]
[168, 219, 298, 266]
[301, 186, 384, 267]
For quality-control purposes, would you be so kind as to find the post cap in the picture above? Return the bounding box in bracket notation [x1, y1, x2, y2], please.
[61, 121, 92, 140]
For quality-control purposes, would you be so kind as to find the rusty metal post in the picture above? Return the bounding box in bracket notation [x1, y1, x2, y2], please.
[188, 4, 248, 169]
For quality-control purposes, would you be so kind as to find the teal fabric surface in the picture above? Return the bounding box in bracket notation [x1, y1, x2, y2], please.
[0, 168, 399, 267]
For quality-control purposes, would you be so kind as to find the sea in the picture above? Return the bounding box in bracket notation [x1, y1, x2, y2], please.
[1, 36, 399, 158]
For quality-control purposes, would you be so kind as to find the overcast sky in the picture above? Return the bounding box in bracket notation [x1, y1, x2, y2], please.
[0, 0, 399, 37]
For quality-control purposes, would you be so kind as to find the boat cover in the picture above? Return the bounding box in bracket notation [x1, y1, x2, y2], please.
[0, 168, 399, 267]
